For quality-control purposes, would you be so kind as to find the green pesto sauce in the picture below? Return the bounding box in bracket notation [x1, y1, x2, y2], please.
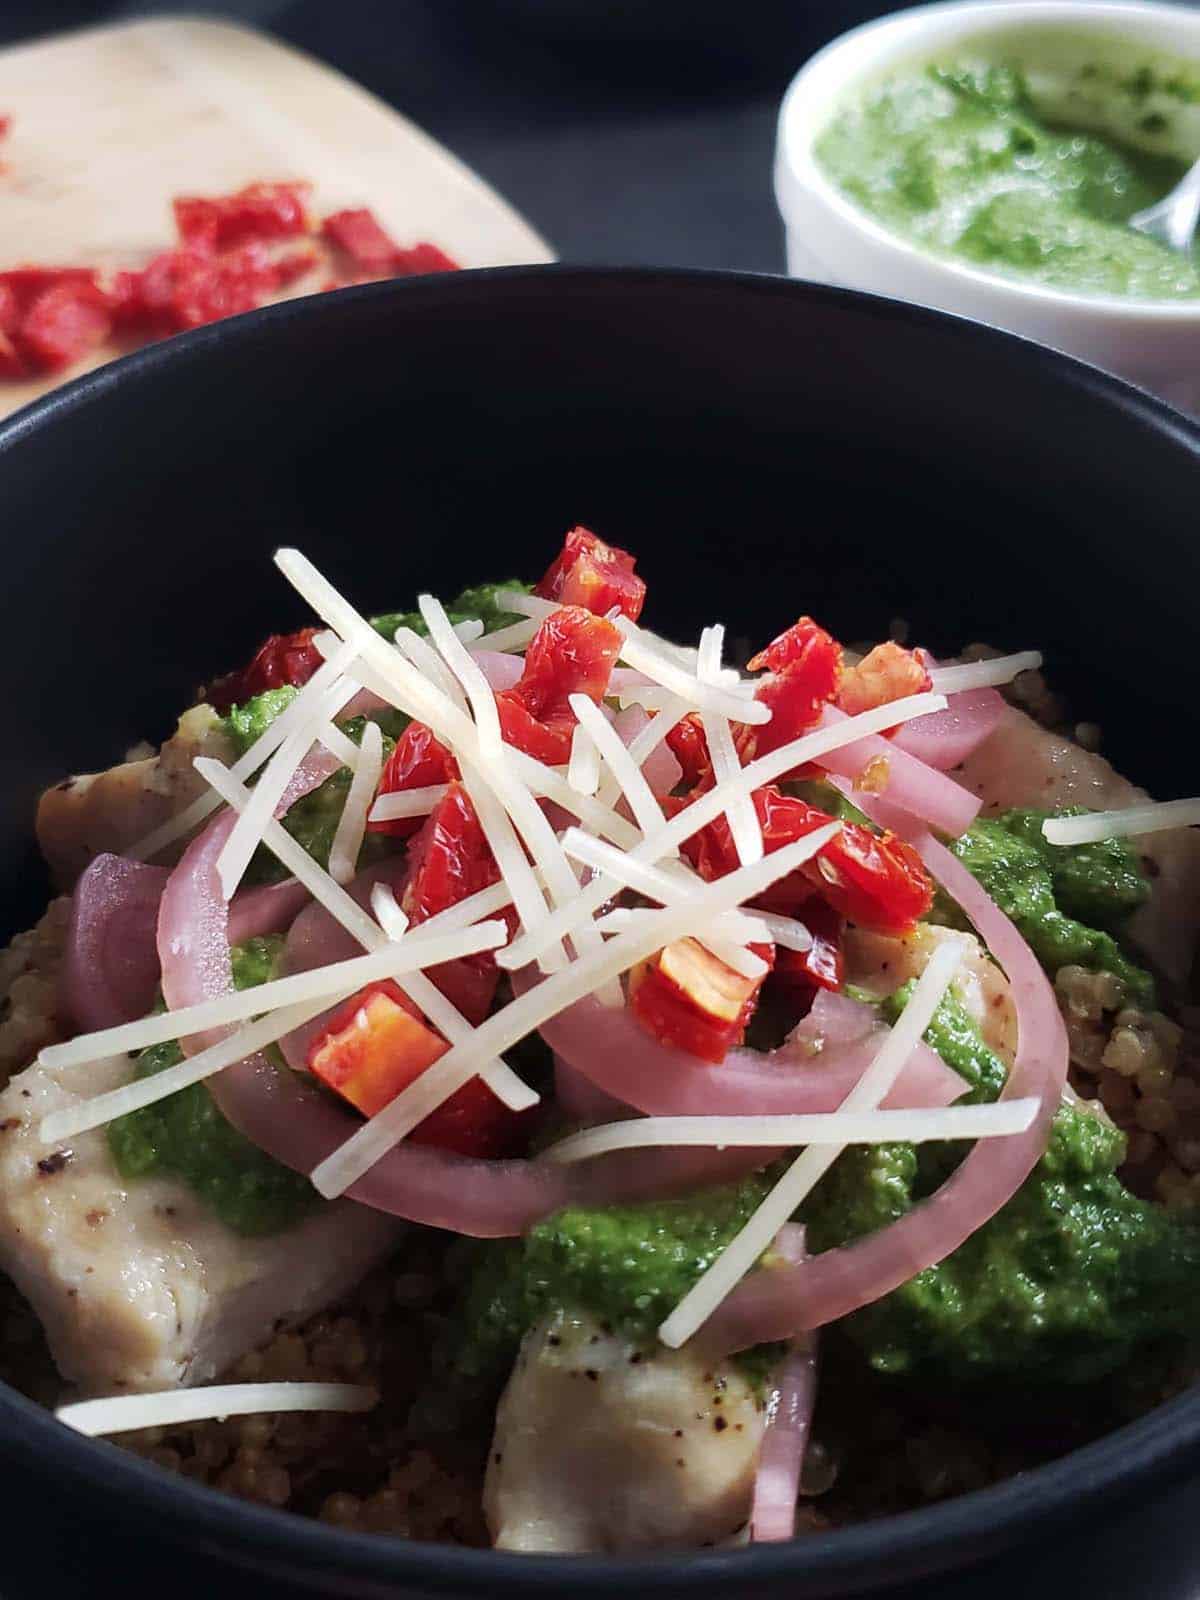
[816, 59, 1200, 298]
[807, 992, 1200, 1383]
[448, 1175, 782, 1388]
[882, 981, 1008, 1104]
[224, 704, 401, 888]
[369, 579, 532, 645]
[107, 938, 317, 1236]
[941, 809, 1154, 1006]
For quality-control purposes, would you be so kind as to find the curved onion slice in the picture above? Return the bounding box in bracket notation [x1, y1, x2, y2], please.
[553, 1054, 633, 1126]
[813, 708, 980, 838]
[705, 826, 1065, 1353]
[227, 879, 312, 945]
[207, 1052, 772, 1235]
[517, 973, 964, 1117]
[610, 704, 683, 801]
[751, 1223, 817, 1543]
[473, 651, 525, 694]
[61, 854, 170, 1031]
[891, 688, 1005, 772]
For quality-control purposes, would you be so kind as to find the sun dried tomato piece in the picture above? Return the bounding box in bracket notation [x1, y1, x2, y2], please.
[393, 242, 460, 275]
[749, 618, 842, 766]
[534, 527, 646, 622]
[205, 626, 326, 714]
[368, 724, 460, 839]
[15, 277, 112, 373]
[773, 899, 845, 993]
[493, 606, 621, 764]
[173, 181, 310, 253]
[308, 979, 520, 1157]
[683, 784, 932, 933]
[321, 208, 402, 273]
[629, 937, 773, 1064]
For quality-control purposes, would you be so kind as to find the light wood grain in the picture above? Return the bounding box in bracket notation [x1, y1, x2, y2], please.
[0, 14, 554, 417]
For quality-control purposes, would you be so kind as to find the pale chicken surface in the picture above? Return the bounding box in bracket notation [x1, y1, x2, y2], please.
[485, 1308, 764, 1553]
[36, 705, 234, 888]
[0, 1049, 399, 1394]
[955, 705, 1200, 985]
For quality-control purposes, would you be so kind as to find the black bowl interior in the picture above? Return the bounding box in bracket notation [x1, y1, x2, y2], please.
[1, 267, 1199, 1597]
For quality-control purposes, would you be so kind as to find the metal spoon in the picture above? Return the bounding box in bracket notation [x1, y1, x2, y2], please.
[1129, 152, 1200, 256]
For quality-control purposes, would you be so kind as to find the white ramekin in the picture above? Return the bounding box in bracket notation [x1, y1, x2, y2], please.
[775, 1, 1200, 413]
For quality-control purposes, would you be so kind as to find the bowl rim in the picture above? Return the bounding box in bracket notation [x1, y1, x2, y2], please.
[2, 263, 1200, 1592]
[776, 0, 1200, 322]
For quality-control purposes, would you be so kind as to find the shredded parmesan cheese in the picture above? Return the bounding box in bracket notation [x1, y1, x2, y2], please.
[368, 784, 450, 824]
[596, 697, 689, 808]
[698, 623, 763, 869]
[369, 882, 409, 940]
[317, 722, 361, 770]
[1042, 799, 1200, 846]
[310, 823, 841, 1197]
[658, 940, 964, 1348]
[567, 724, 600, 798]
[497, 690, 946, 972]
[613, 615, 771, 725]
[929, 651, 1042, 694]
[419, 594, 505, 759]
[328, 720, 383, 884]
[127, 638, 360, 862]
[544, 1099, 1040, 1163]
[56, 1383, 378, 1438]
[569, 694, 664, 837]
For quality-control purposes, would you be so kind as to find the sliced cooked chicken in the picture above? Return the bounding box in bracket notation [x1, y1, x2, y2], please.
[845, 923, 1017, 1064]
[954, 705, 1200, 985]
[0, 1049, 399, 1395]
[36, 705, 234, 888]
[485, 1308, 763, 1553]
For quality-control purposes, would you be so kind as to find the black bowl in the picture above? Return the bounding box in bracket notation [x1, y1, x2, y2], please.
[1, 267, 1199, 1597]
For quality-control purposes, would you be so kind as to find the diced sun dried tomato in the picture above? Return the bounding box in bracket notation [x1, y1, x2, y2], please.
[838, 641, 932, 719]
[321, 208, 401, 273]
[16, 277, 112, 373]
[629, 937, 774, 1063]
[205, 626, 326, 714]
[308, 979, 520, 1158]
[749, 618, 842, 764]
[534, 527, 646, 622]
[173, 182, 311, 254]
[666, 714, 712, 790]
[773, 898, 845, 993]
[393, 242, 460, 275]
[494, 606, 621, 765]
[683, 785, 932, 933]
[368, 724, 460, 839]
[400, 782, 513, 1025]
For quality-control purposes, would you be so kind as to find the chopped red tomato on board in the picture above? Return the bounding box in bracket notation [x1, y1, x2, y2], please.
[321, 209, 460, 279]
[629, 937, 773, 1064]
[205, 626, 326, 714]
[393, 241, 460, 275]
[495, 606, 622, 764]
[682, 785, 932, 934]
[174, 181, 311, 253]
[308, 979, 519, 1158]
[534, 527, 646, 622]
[401, 782, 513, 1025]
[838, 641, 932, 719]
[0, 268, 114, 376]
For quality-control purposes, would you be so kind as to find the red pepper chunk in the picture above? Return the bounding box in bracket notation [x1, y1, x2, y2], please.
[749, 618, 842, 764]
[534, 527, 646, 622]
[400, 782, 510, 1025]
[684, 785, 932, 934]
[629, 937, 773, 1064]
[308, 980, 517, 1158]
[495, 606, 621, 765]
[174, 182, 310, 253]
[205, 626, 326, 714]
[838, 641, 932, 719]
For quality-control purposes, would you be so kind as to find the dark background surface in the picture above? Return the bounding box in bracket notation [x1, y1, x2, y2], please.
[0, 1, 1197, 1595]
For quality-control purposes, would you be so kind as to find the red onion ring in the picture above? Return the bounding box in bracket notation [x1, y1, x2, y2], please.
[704, 824, 1066, 1353]
[61, 853, 170, 1031]
[553, 1054, 634, 1126]
[519, 974, 964, 1118]
[751, 1223, 817, 1543]
[891, 688, 1005, 773]
[611, 704, 683, 799]
[227, 879, 312, 945]
[813, 708, 980, 838]
[473, 651, 525, 693]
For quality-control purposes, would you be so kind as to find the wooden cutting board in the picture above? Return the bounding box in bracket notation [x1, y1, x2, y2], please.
[0, 15, 555, 418]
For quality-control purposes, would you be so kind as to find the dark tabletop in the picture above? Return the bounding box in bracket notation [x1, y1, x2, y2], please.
[0, 0, 1197, 1593]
